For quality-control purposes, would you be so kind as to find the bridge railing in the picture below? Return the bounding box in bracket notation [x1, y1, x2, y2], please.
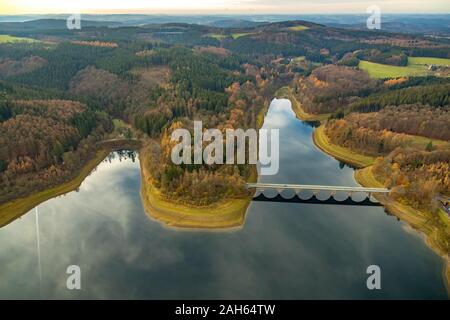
[245, 183, 390, 194]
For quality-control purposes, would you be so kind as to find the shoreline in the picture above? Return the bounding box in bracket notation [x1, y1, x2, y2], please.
[313, 125, 375, 168]
[138, 99, 269, 230]
[276, 87, 330, 121]
[0, 142, 254, 230]
[1, 94, 448, 293]
[0, 149, 109, 227]
[311, 124, 450, 294]
[139, 143, 253, 230]
[355, 166, 450, 296]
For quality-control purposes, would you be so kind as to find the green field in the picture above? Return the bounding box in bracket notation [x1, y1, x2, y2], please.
[291, 56, 306, 64]
[0, 35, 39, 43]
[206, 33, 228, 40]
[206, 32, 257, 40]
[408, 57, 450, 67]
[405, 134, 450, 150]
[207, 32, 256, 40]
[231, 32, 255, 39]
[359, 56, 450, 78]
[359, 60, 427, 78]
[287, 26, 310, 31]
[438, 209, 450, 228]
[113, 118, 129, 130]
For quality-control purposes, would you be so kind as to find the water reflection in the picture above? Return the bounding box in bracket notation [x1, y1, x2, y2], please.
[104, 150, 138, 163]
[0, 99, 447, 299]
[302, 120, 321, 128]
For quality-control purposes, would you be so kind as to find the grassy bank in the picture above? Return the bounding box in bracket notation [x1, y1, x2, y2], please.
[275, 87, 330, 121]
[355, 166, 450, 294]
[139, 145, 252, 229]
[313, 125, 375, 168]
[354, 167, 432, 226]
[257, 100, 270, 128]
[0, 150, 109, 227]
[289, 92, 330, 121]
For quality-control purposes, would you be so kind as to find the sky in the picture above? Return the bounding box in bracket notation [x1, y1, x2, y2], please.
[1, 0, 450, 14]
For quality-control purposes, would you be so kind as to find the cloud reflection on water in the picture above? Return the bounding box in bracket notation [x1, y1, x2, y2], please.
[0, 100, 447, 299]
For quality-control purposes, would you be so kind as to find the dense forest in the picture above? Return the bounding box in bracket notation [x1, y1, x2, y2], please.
[0, 98, 112, 203]
[373, 148, 450, 209]
[349, 83, 450, 113]
[0, 18, 449, 212]
[293, 65, 379, 114]
[317, 74, 450, 217]
[0, 23, 274, 205]
[342, 104, 450, 141]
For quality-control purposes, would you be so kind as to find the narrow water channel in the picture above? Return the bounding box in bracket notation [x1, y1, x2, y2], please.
[0, 99, 447, 299]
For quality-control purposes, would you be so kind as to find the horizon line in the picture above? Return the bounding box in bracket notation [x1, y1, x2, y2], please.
[2, 12, 450, 16]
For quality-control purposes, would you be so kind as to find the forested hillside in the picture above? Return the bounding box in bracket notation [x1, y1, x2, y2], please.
[294, 64, 379, 114]
[0, 18, 449, 211]
[0, 98, 111, 203]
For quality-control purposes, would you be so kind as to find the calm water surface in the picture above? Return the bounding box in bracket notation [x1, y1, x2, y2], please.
[0, 99, 447, 299]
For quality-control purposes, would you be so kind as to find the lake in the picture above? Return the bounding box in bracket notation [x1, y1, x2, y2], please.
[0, 98, 447, 299]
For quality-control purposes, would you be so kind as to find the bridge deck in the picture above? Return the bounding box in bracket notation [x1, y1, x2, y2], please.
[246, 183, 389, 193]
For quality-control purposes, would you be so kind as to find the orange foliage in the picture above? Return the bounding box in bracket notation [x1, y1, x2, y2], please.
[384, 77, 408, 87]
